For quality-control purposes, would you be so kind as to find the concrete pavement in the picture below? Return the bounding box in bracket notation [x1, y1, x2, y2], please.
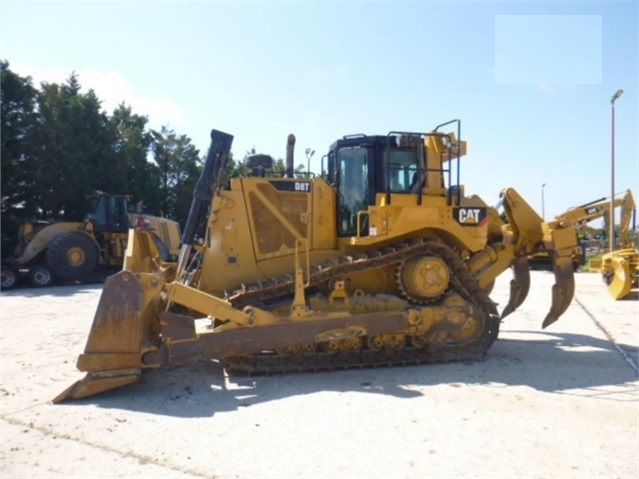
[1, 270, 637, 479]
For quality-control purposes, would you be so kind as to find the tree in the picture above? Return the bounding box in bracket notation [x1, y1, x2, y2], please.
[28, 73, 114, 220]
[108, 104, 160, 211]
[225, 152, 249, 180]
[0, 61, 39, 216]
[149, 126, 201, 222]
[1, 60, 207, 235]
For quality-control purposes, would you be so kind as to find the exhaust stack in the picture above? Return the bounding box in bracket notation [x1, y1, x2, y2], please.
[285, 133, 296, 178]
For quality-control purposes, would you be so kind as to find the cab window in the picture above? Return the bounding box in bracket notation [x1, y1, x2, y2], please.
[385, 149, 419, 193]
[337, 147, 369, 236]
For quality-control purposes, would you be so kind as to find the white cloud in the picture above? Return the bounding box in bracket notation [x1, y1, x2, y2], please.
[10, 64, 184, 128]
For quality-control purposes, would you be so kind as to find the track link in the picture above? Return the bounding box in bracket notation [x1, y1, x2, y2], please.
[223, 239, 500, 374]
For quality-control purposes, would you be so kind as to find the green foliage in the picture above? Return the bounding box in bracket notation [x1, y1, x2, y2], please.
[272, 158, 286, 176]
[149, 126, 201, 221]
[1, 59, 312, 243]
[29, 74, 115, 220]
[1, 60, 39, 217]
[0, 60, 209, 239]
[106, 103, 164, 218]
[224, 152, 249, 181]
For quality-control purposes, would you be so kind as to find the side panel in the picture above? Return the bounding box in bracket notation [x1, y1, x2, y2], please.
[197, 177, 339, 295]
[247, 179, 311, 259]
[352, 194, 488, 252]
[197, 188, 258, 294]
[311, 178, 338, 250]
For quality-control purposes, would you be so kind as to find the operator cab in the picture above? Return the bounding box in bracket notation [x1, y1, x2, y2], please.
[86, 193, 130, 233]
[325, 120, 463, 238]
[324, 134, 434, 237]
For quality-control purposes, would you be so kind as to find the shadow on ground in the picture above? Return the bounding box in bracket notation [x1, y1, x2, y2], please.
[55, 329, 639, 418]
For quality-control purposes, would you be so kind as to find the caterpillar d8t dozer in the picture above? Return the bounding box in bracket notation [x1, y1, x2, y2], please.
[55, 120, 579, 403]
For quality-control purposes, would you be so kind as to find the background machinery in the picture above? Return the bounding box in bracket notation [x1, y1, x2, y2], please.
[55, 121, 580, 402]
[585, 191, 637, 299]
[529, 190, 636, 272]
[1, 192, 181, 289]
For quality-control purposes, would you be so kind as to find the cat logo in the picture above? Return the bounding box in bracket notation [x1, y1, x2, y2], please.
[453, 207, 487, 226]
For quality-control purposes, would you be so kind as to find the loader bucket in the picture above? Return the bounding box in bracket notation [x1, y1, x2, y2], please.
[604, 253, 632, 300]
[53, 270, 163, 403]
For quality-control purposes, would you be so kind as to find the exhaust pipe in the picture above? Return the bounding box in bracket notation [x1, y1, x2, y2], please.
[285, 133, 296, 178]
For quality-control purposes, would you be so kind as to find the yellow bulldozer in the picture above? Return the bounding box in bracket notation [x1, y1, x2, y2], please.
[0, 192, 181, 289]
[55, 121, 580, 402]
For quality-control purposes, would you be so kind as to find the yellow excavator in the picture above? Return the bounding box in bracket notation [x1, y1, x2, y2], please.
[529, 190, 636, 273]
[55, 121, 580, 403]
[585, 191, 637, 299]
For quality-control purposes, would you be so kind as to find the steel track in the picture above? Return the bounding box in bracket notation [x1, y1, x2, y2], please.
[223, 238, 501, 373]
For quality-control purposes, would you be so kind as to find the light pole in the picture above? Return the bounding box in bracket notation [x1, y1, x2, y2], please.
[305, 148, 315, 176]
[610, 89, 623, 252]
[541, 183, 546, 220]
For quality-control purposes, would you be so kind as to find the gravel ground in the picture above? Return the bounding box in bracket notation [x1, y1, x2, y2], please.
[1, 270, 637, 479]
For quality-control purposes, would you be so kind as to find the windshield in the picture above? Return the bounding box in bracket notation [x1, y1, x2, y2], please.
[86, 195, 107, 225]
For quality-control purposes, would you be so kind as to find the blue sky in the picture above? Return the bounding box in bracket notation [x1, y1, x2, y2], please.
[1, 0, 637, 223]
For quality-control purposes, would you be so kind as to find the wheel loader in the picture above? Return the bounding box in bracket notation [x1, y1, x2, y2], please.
[0, 192, 181, 290]
[54, 121, 579, 403]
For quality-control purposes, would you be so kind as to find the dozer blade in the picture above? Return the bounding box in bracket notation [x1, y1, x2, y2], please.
[542, 255, 575, 329]
[501, 257, 530, 319]
[604, 253, 632, 300]
[53, 271, 148, 403]
[53, 370, 141, 403]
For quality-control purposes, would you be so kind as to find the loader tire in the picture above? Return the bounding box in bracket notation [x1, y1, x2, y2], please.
[46, 232, 99, 281]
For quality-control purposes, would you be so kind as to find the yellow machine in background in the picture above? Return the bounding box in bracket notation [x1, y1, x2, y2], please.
[594, 247, 638, 299]
[529, 190, 636, 272]
[585, 191, 638, 299]
[55, 121, 581, 402]
[0, 192, 181, 289]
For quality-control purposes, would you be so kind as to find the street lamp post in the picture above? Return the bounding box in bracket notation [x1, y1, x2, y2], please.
[610, 89, 623, 252]
[305, 148, 315, 176]
[541, 183, 546, 220]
